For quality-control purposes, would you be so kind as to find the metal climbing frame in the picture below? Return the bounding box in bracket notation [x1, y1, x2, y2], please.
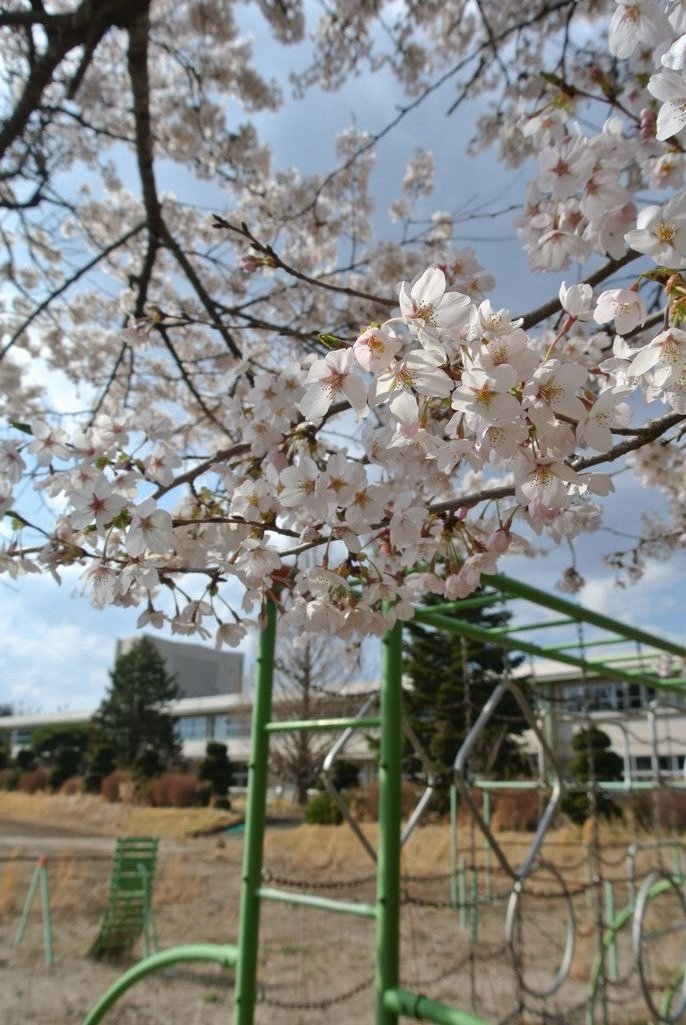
[83, 571, 686, 1025]
[234, 603, 488, 1025]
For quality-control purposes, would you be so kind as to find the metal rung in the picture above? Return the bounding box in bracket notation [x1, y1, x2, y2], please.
[257, 886, 377, 918]
[265, 715, 381, 733]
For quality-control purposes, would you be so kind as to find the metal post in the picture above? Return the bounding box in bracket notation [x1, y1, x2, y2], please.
[603, 881, 617, 981]
[470, 868, 479, 945]
[483, 791, 492, 903]
[376, 620, 403, 1025]
[13, 863, 41, 949]
[458, 856, 468, 930]
[450, 784, 458, 910]
[14, 855, 53, 966]
[38, 857, 54, 967]
[234, 601, 277, 1025]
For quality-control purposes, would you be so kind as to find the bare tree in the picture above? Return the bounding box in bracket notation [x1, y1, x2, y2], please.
[271, 631, 360, 805]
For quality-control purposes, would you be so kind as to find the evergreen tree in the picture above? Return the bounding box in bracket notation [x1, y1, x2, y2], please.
[30, 724, 91, 790]
[198, 741, 233, 804]
[403, 594, 531, 801]
[561, 726, 624, 825]
[84, 743, 117, 794]
[93, 637, 181, 771]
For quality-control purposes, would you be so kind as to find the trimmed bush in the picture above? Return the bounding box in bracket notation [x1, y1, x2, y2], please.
[18, 767, 50, 793]
[100, 769, 131, 803]
[304, 791, 343, 825]
[151, 772, 209, 807]
[59, 776, 85, 796]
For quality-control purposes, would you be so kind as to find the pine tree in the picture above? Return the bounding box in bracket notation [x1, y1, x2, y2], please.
[93, 637, 180, 771]
[403, 595, 531, 800]
[198, 741, 233, 803]
[561, 726, 624, 825]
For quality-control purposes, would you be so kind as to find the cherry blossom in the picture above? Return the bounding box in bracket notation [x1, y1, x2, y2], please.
[398, 267, 471, 342]
[608, 0, 671, 58]
[125, 499, 174, 558]
[559, 282, 594, 321]
[299, 349, 368, 420]
[593, 289, 648, 335]
[4, 0, 686, 641]
[625, 194, 686, 267]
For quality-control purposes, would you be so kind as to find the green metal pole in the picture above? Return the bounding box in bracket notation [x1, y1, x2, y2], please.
[603, 881, 617, 981]
[413, 608, 680, 693]
[458, 856, 467, 929]
[483, 571, 686, 658]
[470, 867, 479, 945]
[13, 862, 41, 949]
[234, 601, 277, 1025]
[584, 843, 593, 910]
[38, 860, 53, 967]
[483, 792, 492, 903]
[450, 785, 458, 910]
[376, 620, 403, 1025]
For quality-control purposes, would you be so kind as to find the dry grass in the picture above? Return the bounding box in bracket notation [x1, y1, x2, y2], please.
[0, 855, 21, 914]
[0, 790, 240, 840]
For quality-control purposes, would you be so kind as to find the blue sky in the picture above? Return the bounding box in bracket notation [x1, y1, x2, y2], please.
[1, 7, 683, 714]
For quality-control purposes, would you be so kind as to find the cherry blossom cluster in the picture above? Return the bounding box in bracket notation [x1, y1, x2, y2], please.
[3, 0, 686, 643]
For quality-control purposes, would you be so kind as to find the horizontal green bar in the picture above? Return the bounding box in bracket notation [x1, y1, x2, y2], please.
[413, 609, 686, 694]
[594, 781, 686, 791]
[483, 572, 686, 659]
[417, 593, 503, 614]
[503, 617, 574, 633]
[598, 652, 677, 665]
[266, 716, 380, 733]
[257, 886, 377, 918]
[472, 780, 542, 790]
[472, 779, 686, 792]
[540, 636, 630, 653]
[384, 987, 490, 1025]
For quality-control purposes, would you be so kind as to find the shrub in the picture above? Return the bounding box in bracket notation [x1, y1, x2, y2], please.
[151, 772, 208, 808]
[133, 746, 165, 781]
[0, 767, 18, 791]
[84, 744, 116, 794]
[198, 742, 233, 799]
[561, 726, 623, 825]
[18, 767, 50, 793]
[365, 778, 422, 822]
[100, 769, 130, 803]
[628, 790, 686, 832]
[330, 758, 360, 792]
[59, 776, 84, 796]
[304, 791, 343, 825]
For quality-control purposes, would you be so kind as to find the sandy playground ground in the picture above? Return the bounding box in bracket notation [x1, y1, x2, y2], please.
[0, 791, 683, 1025]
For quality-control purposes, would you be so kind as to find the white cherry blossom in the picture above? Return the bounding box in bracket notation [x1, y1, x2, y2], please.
[625, 194, 686, 267]
[125, 499, 174, 558]
[608, 0, 671, 59]
[398, 267, 471, 342]
[299, 349, 368, 420]
[593, 289, 648, 334]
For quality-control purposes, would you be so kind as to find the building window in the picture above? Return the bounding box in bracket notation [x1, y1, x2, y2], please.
[176, 716, 210, 741]
[215, 714, 251, 740]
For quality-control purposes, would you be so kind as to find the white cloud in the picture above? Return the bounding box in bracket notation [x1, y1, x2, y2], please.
[0, 563, 254, 714]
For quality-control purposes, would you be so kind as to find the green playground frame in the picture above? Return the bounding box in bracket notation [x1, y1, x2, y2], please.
[83, 572, 686, 1025]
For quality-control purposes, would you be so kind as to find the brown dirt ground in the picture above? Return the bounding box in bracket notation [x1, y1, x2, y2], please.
[0, 793, 682, 1024]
